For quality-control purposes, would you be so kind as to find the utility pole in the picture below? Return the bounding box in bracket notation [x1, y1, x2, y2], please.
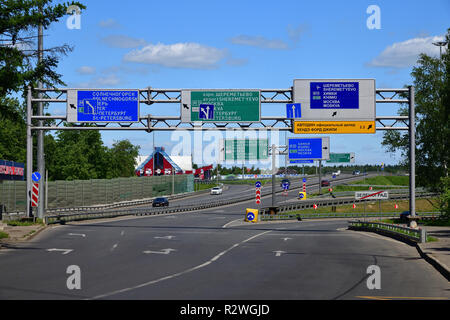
[318, 160, 322, 195]
[272, 144, 276, 207]
[409, 86, 416, 223]
[37, 17, 45, 219]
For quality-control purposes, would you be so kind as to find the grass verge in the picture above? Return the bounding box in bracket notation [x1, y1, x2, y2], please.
[0, 231, 9, 239]
[6, 218, 44, 227]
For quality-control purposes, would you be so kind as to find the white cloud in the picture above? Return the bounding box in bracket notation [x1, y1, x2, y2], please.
[230, 35, 289, 50]
[76, 66, 96, 75]
[98, 18, 121, 29]
[75, 74, 122, 88]
[368, 35, 446, 68]
[123, 42, 226, 69]
[101, 35, 147, 49]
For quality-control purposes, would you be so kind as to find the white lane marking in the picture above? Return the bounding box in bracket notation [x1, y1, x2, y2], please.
[121, 231, 125, 236]
[282, 237, 292, 241]
[111, 243, 118, 252]
[46, 248, 73, 255]
[274, 250, 286, 257]
[154, 235, 175, 240]
[222, 218, 243, 228]
[143, 248, 176, 255]
[88, 230, 272, 300]
[68, 233, 86, 237]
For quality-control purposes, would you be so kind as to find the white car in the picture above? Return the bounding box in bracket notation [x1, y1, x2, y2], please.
[332, 170, 341, 176]
[210, 187, 223, 195]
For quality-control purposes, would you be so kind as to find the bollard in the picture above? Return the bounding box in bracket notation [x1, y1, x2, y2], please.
[420, 228, 427, 243]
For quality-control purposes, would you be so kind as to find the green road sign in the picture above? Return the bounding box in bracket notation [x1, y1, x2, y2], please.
[326, 153, 355, 163]
[181, 90, 261, 122]
[220, 139, 268, 161]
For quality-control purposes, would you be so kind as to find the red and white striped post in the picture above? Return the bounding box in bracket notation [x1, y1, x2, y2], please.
[31, 183, 39, 207]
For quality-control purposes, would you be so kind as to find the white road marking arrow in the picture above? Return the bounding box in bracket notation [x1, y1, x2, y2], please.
[46, 248, 73, 255]
[273, 250, 286, 257]
[143, 248, 176, 255]
[68, 233, 86, 237]
[281, 237, 292, 241]
[154, 236, 175, 240]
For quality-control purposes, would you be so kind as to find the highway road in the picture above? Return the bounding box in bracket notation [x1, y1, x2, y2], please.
[0, 178, 448, 301]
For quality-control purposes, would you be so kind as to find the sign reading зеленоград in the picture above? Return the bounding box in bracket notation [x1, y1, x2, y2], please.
[66, 89, 139, 123]
[181, 90, 261, 122]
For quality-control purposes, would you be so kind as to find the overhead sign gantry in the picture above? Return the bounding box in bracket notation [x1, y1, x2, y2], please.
[292, 79, 376, 134]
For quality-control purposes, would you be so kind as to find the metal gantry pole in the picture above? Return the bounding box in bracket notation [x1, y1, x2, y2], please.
[26, 87, 33, 218]
[272, 144, 276, 207]
[37, 21, 45, 219]
[409, 86, 416, 220]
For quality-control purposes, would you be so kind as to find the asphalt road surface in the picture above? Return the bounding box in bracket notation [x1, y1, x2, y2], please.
[0, 183, 448, 300]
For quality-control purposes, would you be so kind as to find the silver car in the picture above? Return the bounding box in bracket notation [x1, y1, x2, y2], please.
[210, 187, 223, 195]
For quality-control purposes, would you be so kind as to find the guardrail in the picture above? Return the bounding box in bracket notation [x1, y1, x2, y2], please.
[260, 211, 438, 221]
[259, 192, 438, 215]
[42, 174, 368, 224]
[40, 174, 431, 225]
[312, 188, 423, 199]
[348, 220, 427, 243]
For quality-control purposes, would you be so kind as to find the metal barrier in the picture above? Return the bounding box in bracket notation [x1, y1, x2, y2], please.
[348, 220, 427, 243]
[259, 192, 438, 215]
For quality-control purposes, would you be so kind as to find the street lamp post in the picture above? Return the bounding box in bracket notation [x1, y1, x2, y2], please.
[433, 41, 448, 60]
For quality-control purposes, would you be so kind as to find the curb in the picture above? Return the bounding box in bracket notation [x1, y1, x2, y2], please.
[416, 244, 450, 281]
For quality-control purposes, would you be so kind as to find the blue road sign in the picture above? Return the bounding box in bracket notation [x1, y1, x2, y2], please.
[76, 90, 139, 122]
[255, 181, 262, 188]
[303, 178, 307, 183]
[199, 104, 214, 120]
[32, 172, 41, 182]
[286, 103, 301, 118]
[310, 82, 359, 109]
[289, 160, 314, 164]
[247, 212, 255, 221]
[288, 138, 323, 160]
[298, 192, 305, 199]
[332, 174, 336, 179]
[282, 182, 290, 190]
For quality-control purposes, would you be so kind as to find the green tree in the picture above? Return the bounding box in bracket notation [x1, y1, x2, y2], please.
[382, 29, 450, 215]
[107, 139, 140, 178]
[0, 0, 85, 96]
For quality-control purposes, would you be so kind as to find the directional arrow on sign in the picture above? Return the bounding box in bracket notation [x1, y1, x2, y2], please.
[143, 248, 176, 255]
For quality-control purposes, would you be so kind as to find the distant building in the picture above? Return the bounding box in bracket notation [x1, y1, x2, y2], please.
[134, 148, 212, 179]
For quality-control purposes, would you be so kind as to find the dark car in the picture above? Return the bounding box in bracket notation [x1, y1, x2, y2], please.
[321, 180, 330, 187]
[352, 170, 360, 175]
[152, 197, 169, 207]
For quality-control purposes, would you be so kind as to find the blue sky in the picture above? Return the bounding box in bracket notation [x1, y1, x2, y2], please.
[42, 0, 450, 168]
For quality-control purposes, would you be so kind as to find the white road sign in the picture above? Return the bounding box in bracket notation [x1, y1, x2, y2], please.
[355, 191, 389, 200]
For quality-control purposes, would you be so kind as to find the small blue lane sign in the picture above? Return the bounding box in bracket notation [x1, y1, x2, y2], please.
[286, 103, 301, 119]
[303, 178, 307, 183]
[255, 181, 262, 188]
[32, 172, 41, 182]
[247, 212, 255, 221]
[282, 182, 290, 190]
[199, 104, 214, 120]
[298, 193, 305, 199]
